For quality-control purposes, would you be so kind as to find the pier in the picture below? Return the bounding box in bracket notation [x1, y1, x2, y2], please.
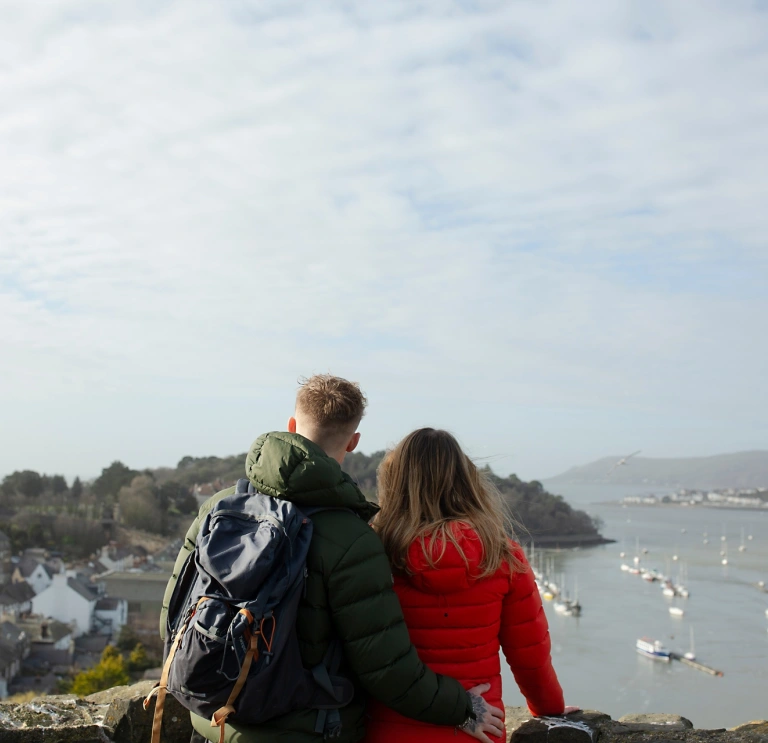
[669, 652, 724, 677]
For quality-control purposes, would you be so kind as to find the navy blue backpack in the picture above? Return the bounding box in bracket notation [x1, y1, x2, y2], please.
[145, 479, 354, 743]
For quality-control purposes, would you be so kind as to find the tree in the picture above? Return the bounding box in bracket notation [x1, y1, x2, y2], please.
[70, 476, 83, 499]
[1, 470, 44, 499]
[115, 624, 141, 652]
[118, 475, 165, 533]
[127, 643, 153, 673]
[92, 461, 138, 499]
[158, 480, 196, 515]
[70, 645, 130, 696]
[50, 474, 68, 495]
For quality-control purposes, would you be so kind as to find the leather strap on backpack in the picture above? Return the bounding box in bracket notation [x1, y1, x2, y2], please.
[144, 597, 208, 743]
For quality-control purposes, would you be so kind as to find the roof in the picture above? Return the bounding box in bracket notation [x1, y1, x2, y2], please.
[0, 581, 36, 604]
[13, 616, 71, 643]
[67, 577, 98, 602]
[16, 555, 44, 578]
[44, 620, 73, 643]
[0, 621, 25, 644]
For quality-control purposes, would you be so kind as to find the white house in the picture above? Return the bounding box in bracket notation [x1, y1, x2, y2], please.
[93, 597, 128, 636]
[12, 557, 54, 596]
[31, 574, 97, 638]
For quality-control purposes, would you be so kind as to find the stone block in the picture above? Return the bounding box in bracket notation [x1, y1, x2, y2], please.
[0, 696, 105, 743]
[93, 679, 192, 743]
[618, 713, 694, 730]
[510, 713, 599, 743]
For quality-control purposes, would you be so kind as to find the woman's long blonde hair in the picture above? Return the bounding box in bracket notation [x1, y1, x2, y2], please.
[374, 428, 525, 577]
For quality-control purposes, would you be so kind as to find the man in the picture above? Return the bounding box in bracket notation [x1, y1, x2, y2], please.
[161, 374, 503, 743]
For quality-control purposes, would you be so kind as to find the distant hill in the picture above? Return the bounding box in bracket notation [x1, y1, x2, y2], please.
[547, 450, 768, 489]
[156, 449, 607, 545]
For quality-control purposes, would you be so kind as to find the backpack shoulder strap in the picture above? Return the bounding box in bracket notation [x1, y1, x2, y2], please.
[235, 478, 253, 494]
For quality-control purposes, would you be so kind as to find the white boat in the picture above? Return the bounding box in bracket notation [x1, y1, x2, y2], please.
[684, 627, 696, 661]
[662, 586, 676, 597]
[739, 527, 747, 553]
[636, 637, 671, 662]
[669, 606, 684, 617]
[620, 563, 631, 572]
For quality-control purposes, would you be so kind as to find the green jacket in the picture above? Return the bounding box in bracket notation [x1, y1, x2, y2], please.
[160, 432, 472, 743]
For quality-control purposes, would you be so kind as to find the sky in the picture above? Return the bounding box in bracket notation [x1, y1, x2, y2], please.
[1, 0, 767, 484]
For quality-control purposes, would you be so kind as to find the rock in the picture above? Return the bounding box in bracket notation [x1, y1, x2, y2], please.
[506, 706, 534, 735]
[510, 713, 598, 743]
[728, 721, 768, 743]
[618, 713, 694, 730]
[0, 696, 106, 743]
[0, 683, 764, 743]
[96, 679, 192, 743]
[730, 721, 768, 734]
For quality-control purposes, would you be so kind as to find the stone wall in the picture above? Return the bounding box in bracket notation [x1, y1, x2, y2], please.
[0, 681, 766, 743]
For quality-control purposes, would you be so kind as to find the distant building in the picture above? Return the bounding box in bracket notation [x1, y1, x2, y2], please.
[98, 544, 146, 573]
[93, 597, 128, 636]
[14, 616, 74, 668]
[0, 582, 36, 621]
[12, 556, 54, 595]
[0, 621, 29, 699]
[31, 574, 97, 638]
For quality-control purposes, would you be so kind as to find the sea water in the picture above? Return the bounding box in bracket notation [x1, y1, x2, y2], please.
[500, 488, 768, 728]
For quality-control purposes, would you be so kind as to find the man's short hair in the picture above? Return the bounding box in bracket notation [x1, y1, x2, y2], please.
[296, 374, 367, 435]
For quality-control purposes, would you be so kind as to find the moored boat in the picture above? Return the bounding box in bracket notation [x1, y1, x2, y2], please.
[636, 637, 671, 662]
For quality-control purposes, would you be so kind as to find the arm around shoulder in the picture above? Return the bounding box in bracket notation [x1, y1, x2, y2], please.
[327, 526, 472, 726]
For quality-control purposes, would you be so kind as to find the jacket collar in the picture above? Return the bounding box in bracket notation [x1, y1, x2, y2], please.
[245, 431, 379, 521]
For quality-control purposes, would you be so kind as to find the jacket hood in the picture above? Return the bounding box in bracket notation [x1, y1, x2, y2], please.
[245, 431, 379, 521]
[404, 522, 486, 595]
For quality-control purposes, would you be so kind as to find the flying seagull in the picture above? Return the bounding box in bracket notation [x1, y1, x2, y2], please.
[606, 450, 641, 476]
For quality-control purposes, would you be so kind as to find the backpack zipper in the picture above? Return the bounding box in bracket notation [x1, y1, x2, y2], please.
[211, 510, 286, 534]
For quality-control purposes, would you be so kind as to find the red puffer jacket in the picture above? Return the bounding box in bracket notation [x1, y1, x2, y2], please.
[364, 523, 564, 743]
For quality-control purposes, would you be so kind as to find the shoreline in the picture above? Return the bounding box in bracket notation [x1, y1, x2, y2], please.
[517, 533, 615, 548]
[595, 501, 768, 512]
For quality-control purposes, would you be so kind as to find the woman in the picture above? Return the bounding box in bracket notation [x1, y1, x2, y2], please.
[366, 428, 574, 743]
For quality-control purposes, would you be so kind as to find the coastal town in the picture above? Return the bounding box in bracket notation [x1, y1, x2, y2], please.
[0, 530, 179, 699]
[619, 487, 768, 508]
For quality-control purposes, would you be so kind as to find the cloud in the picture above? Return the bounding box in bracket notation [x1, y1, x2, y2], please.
[1, 0, 766, 479]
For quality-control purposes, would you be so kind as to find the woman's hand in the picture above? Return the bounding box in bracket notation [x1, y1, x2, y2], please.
[462, 683, 506, 742]
[563, 706, 581, 714]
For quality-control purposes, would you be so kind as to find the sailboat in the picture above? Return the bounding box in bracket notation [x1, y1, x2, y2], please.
[569, 577, 582, 617]
[739, 527, 747, 553]
[684, 627, 696, 661]
[721, 542, 729, 566]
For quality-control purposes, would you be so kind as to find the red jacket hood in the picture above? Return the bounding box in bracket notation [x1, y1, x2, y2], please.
[404, 523, 490, 595]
